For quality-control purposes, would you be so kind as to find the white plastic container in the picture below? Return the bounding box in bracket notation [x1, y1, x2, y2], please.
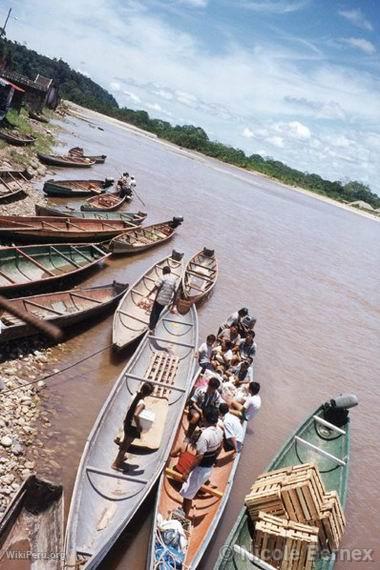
[135, 409, 155, 432]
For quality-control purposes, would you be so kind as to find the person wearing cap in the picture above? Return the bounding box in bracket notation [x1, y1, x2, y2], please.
[180, 406, 223, 518]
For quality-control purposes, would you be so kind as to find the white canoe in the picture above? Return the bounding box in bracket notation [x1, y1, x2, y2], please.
[182, 248, 218, 303]
[64, 305, 198, 569]
[112, 250, 184, 350]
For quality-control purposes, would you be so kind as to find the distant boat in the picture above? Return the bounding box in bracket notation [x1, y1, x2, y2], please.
[0, 128, 36, 146]
[28, 110, 49, 123]
[64, 305, 198, 570]
[0, 475, 63, 570]
[0, 215, 140, 243]
[81, 191, 130, 212]
[0, 169, 30, 203]
[35, 203, 147, 224]
[69, 146, 107, 164]
[113, 250, 184, 349]
[181, 248, 218, 303]
[0, 243, 109, 295]
[38, 153, 96, 167]
[43, 178, 113, 197]
[109, 218, 183, 255]
[0, 281, 128, 342]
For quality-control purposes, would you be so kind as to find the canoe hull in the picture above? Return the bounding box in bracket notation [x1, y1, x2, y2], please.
[0, 129, 36, 146]
[182, 248, 218, 304]
[64, 307, 198, 569]
[43, 179, 110, 197]
[38, 153, 95, 167]
[0, 282, 128, 342]
[109, 220, 182, 255]
[81, 193, 127, 212]
[35, 203, 147, 224]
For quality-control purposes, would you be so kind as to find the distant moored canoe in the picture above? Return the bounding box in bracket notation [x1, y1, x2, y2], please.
[38, 153, 96, 167]
[109, 217, 183, 255]
[81, 191, 130, 212]
[0, 243, 109, 295]
[69, 147, 107, 164]
[35, 203, 147, 224]
[0, 169, 30, 204]
[43, 178, 114, 197]
[0, 128, 36, 146]
[181, 247, 218, 303]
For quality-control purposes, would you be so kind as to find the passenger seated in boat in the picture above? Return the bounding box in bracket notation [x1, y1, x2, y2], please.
[219, 403, 244, 453]
[240, 315, 257, 336]
[226, 359, 254, 386]
[112, 382, 154, 471]
[211, 339, 234, 375]
[218, 307, 249, 334]
[218, 324, 241, 347]
[197, 334, 217, 371]
[230, 381, 261, 421]
[231, 333, 256, 365]
[180, 406, 223, 518]
[187, 377, 222, 438]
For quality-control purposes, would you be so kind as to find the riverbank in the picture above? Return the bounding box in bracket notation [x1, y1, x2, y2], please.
[67, 101, 380, 224]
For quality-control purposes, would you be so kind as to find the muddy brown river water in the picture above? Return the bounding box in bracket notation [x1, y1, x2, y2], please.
[12, 108, 380, 569]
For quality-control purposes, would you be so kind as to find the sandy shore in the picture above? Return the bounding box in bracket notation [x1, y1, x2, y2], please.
[67, 101, 380, 224]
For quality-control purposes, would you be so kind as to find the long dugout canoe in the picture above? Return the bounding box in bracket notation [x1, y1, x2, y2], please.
[0, 243, 109, 295]
[64, 305, 198, 570]
[35, 203, 147, 224]
[109, 218, 183, 255]
[182, 247, 218, 303]
[113, 250, 184, 349]
[215, 397, 356, 570]
[0, 281, 128, 342]
[0, 215, 140, 243]
[38, 153, 95, 167]
[43, 178, 113, 198]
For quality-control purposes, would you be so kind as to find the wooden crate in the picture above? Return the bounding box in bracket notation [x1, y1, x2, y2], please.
[245, 487, 286, 520]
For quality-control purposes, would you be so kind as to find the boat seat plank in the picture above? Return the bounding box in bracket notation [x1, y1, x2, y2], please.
[189, 260, 216, 272]
[185, 270, 214, 283]
[313, 415, 346, 435]
[24, 299, 65, 316]
[50, 246, 82, 268]
[0, 269, 17, 284]
[125, 373, 186, 393]
[118, 310, 149, 324]
[148, 335, 195, 349]
[295, 436, 346, 466]
[86, 465, 147, 484]
[70, 246, 94, 263]
[41, 220, 62, 231]
[70, 292, 103, 304]
[15, 248, 55, 277]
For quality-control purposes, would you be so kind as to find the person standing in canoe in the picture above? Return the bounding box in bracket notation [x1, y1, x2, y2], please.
[180, 406, 223, 518]
[112, 382, 154, 471]
[148, 266, 178, 332]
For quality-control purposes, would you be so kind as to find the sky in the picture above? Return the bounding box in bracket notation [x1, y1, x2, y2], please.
[2, 0, 380, 192]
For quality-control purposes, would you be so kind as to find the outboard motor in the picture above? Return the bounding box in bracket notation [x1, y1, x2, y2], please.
[323, 394, 358, 428]
[104, 177, 115, 188]
[202, 247, 214, 257]
[171, 250, 184, 262]
[170, 216, 184, 228]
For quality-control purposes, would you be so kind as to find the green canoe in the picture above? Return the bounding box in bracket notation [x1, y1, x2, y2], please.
[215, 397, 357, 570]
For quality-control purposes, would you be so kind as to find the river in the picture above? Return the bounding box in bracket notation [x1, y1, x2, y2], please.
[32, 107, 380, 569]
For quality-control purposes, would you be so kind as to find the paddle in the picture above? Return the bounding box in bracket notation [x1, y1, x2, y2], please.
[0, 295, 63, 340]
[133, 188, 146, 207]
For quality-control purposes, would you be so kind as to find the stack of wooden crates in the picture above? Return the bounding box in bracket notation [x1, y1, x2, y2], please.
[245, 463, 346, 569]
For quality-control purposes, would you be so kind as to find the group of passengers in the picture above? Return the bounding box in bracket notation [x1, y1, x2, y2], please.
[117, 172, 136, 197]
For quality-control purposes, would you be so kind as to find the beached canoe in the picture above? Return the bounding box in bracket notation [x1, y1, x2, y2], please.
[0, 215, 140, 243]
[148, 368, 247, 570]
[0, 128, 36, 146]
[0, 169, 30, 203]
[0, 281, 128, 342]
[215, 396, 357, 570]
[0, 243, 109, 295]
[64, 305, 198, 570]
[69, 147, 107, 164]
[35, 203, 147, 224]
[81, 191, 130, 212]
[38, 153, 96, 167]
[29, 110, 49, 123]
[0, 475, 63, 570]
[181, 248, 218, 303]
[113, 250, 184, 349]
[109, 217, 183, 255]
[43, 178, 113, 197]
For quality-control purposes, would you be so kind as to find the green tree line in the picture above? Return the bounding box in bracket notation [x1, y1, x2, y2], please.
[1, 37, 378, 208]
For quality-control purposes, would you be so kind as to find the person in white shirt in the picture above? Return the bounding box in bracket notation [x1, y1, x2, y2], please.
[129, 176, 137, 191]
[148, 266, 178, 332]
[219, 307, 249, 333]
[231, 381, 261, 421]
[197, 334, 217, 371]
[180, 407, 223, 518]
[219, 403, 244, 452]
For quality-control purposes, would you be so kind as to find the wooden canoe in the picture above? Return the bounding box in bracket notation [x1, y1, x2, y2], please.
[37, 153, 96, 167]
[109, 218, 183, 255]
[0, 243, 109, 295]
[148, 368, 247, 570]
[181, 248, 218, 303]
[113, 250, 184, 349]
[35, 203, 147, 224]
[0, 169, 30, 203]
[64, 305, 198, 570]
[29, 110, 49, 123]
[0, 215, 140, 243]
[43, 178, 113, 197]
[81, 191, 130, 212]
[0, 128, 36, 146]
[0, 475, 64, 570]
[215, 398, 355, 570]
[0, 281, 128, 342]
[69, 147, 107, 164]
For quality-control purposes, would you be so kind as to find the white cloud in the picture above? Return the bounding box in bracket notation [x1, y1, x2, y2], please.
[154, 88, 174, 100]
[239, 1, 309, 14]
[287, 120, 311, 139]
[339, 8, 373, 31]
[77, 69, 90, 78]
[146, 102, 163, 112]
[178, 0, 208, 6]
[175, 90, 198, 107]
[267, 135, 284, 148]
[110, 81, 121, 91]
[342, 37, 376, 55]
[242, 127, 254, 138]
[122, 90, 141, 103]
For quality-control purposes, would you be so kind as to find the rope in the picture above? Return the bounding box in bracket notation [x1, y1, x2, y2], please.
[0, 343, 112, 396]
